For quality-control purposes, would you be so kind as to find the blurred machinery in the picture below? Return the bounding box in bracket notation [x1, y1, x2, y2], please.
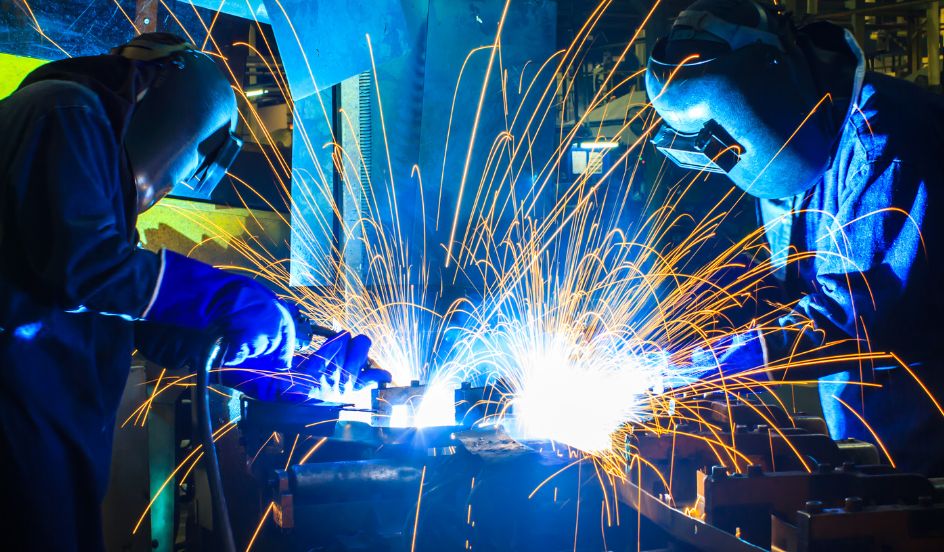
[176, 382, 645, 551]
[138, 380, 944, 551]
[621, 395, 944, 551]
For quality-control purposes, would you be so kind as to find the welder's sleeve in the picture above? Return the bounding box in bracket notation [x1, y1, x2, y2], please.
[7, 103, 160, 317]
[143, 249, 296, 368]
[763, 159, 929, 379]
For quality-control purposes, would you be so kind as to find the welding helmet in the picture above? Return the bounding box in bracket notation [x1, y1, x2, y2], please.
[645, 0, 836, 199]
[113, 33, 242, 212]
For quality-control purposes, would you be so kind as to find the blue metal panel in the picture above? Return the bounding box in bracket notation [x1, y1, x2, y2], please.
[274, 0, 557, 289]
[0, 0, 137, 59]
[417, 0, 557, 286]
[289, 89, 337, 286]
[0, 1, 243, 60]
[184, 0, 269, 24]
[263, 0, 420, 100]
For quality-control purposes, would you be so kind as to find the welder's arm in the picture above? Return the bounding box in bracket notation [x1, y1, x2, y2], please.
[8, 103, 294, 369]
[761, 159, 930, 380]
[142, 250, 295, 368]
[135, 321, 388, 402]
[9, 102, 160, 317]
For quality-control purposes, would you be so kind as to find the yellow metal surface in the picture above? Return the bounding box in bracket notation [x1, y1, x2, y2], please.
[0, 53, 47, 99]
[137, 197, 289, 270]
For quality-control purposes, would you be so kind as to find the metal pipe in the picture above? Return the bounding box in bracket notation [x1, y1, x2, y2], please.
[284, 459, 424, 504]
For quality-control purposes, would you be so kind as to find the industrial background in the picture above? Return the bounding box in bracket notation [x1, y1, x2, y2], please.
[2, 1, 944, 551]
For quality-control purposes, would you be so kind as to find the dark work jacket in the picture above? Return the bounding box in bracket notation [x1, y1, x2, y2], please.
[0, 57, 161, 551]
[759, 72, 944, 475]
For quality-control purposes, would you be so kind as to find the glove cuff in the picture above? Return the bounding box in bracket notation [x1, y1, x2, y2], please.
[143, 249, 240, 329]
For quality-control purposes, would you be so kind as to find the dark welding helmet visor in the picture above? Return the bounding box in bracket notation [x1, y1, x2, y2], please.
[115, 34, 242, 212]
[646, 10, 835, 199]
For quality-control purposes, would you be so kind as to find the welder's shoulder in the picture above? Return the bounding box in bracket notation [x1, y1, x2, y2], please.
[845, 73, 944, 167]
[0, 80, 111, 132]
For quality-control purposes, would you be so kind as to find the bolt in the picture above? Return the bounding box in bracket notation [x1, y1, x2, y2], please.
[919, 496, 933, 507]
[411, 379, 420, 387]
[844, 496, 863, 512]
[747, 464, 764, 477]
[804, 500, 823, 514]
[711, 465, 728, 479]
[817, 463, 833, 474]
[840, 461, 856, 472]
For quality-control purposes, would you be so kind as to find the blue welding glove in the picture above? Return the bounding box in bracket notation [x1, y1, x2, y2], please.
[654, 330, 769, 393]
[294, 331, 392, 389]
[690, 329, 767, 381]
[231, 331, 391, 403]
[134, 321, 296, 401]
[143, 249, 295, 369]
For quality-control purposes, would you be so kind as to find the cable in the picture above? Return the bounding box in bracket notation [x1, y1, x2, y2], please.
[194, 339, 237, 552]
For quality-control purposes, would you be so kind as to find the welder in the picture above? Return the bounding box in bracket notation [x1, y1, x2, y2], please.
[0, 34, 383, 550]
[647, 0, 944, 474]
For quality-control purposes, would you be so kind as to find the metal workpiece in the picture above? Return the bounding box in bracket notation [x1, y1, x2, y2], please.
[281, 459, 425, 504]
[629, 423, 853, 507]
[272, 424, 535, 508]
[791, 501, 944, 551]
[454, 380, 513, 428]
[178, 386, 944, 551]
[370, 380, 513, 429]
[694, 464, 939, 547]
[239, 396, 346, 440]
[264, 424, 647, 551]
[834, 437, 883, 466]
[370, 380, 429, 427]
[615, 477, 768, 552]
[617, 392, 944, 551]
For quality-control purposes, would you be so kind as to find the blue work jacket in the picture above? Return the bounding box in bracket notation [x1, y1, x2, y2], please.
[0, 57, 161, 551]
[759, 70, 944, 474]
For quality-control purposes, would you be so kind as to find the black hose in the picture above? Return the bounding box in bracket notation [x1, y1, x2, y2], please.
[194, 339, 237, 552]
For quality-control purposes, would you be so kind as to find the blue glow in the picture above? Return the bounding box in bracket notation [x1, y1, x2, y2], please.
[226, 390, 244, 422]
[13, 321, 42, 340]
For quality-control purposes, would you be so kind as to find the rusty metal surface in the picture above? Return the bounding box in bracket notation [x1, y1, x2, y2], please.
[134, 0, 157, 33]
